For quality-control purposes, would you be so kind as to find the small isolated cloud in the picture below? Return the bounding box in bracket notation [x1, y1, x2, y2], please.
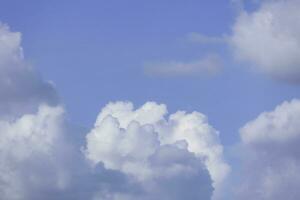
[84, 101, 230, 199]
[238, 99, 300, 199]
[187, 32, 226, 45]
[230, 0, 300, 83]
[144, 54, 222, 78]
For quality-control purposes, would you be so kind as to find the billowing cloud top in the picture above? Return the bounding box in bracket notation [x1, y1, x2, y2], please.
[84, 101, 230, 199]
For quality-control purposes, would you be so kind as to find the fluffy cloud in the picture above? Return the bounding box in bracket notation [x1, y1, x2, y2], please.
[0, 22, 228, 200]
[144, 55, 222, 78]
[0, 23, 58, 119]
[231, 0, 300, 83]
[238, 99, 300, 199]
[84, 101, 230, 199]
[0, 104, 72, 200]
[0, 22, 88, 200]
[0, 22, 229, 200]
[0, 23, 74, 200]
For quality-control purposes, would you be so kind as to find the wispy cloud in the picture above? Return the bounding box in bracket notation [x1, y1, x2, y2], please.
[144, 54, 222, 78]
[186, 32, 227, 45]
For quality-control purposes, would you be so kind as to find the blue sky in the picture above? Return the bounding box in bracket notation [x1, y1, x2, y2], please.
[1, 0, 299, 146]
[1, 0, 300, 199]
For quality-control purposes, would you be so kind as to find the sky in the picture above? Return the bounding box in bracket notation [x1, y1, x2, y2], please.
[1, 0, 300, 199]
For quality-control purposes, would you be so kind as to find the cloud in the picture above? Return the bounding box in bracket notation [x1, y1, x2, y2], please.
[84, 101, 230, 199]
[0, 22, 97, 200]
[0, 104, 72, 199]
[144, 55, 222, 78]
[238, 99, 300, 199]
[0, 23, 74, 200]
[0, 23, 58, 119]
[187, 32, 226, 45]
[230, 0, 300, 83]
[0, 22, 229, 199]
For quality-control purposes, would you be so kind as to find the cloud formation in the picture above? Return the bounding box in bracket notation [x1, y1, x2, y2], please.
[84, 101, 230, 199]
[0, 23, 230, 200]
[238, 99, 300, 199]
[144, 55, 222, 78]
[231, 0, 300, 83]
[0, 23, 91, 200]
[0, 23, 58, 119]
[0, 105, 73, 200]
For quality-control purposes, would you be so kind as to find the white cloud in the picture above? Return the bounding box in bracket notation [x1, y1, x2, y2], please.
[0, 22, 219, 200]
[0, 22, 226, 199]
[0, 22, 93, 200]
[0, 23, 58, 119]
[0, 22, 75, 200]
[0, 104, 72, 200]
[241, 99, 300, 144]
[238, 99, 300, 199]
[84, 101, 230, 199]
[230, 0, 300, 83]
[144, 55, 222, 77]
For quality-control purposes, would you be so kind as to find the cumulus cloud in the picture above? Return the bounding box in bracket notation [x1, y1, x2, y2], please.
[0, 104, 72, 199]
[144, 54, 222, 77]
[0, 23, 76, 200]
[0, 23, 58, 119]
[238, 99, 300, 199]
[0, 22, 230, 199]
[0, 22, 89, 200]
[84, 101, 230, 199]
[230, 0, 300, 83]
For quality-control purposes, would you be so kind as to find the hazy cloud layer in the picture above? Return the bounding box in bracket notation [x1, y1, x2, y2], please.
[144, 55, 222, 78]
[238, 99, 300, 199]
[231, 0, 300, 83]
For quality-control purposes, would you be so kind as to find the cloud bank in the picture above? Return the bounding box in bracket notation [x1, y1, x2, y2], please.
[231, 0, 300, 83]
